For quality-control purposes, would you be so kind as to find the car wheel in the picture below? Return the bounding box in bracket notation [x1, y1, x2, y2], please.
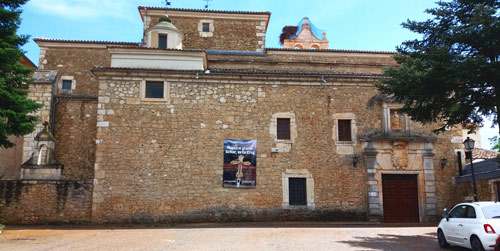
[471, 236, 485, 251]
[437, 229, 450, 248]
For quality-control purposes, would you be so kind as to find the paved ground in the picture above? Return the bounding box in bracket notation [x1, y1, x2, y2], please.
[0, 223, 470, 251]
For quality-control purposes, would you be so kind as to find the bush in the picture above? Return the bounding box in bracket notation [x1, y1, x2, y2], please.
[158, 16, 171, 23]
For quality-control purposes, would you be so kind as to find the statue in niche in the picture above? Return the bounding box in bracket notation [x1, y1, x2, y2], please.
[391, 110, 402, 131]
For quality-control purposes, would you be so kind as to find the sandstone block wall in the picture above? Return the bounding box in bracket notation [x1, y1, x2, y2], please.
[0, 136, 24, 179]
[148, 16, 266, 51]
[54, 99, 97, 180]
[38, 46, 112, 95]
[22, 83, 54, 163]
[0, 180, 93, 224]
[91, 70, 406, 223]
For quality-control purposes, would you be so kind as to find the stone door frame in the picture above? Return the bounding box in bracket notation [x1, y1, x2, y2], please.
[364, 141, 437, 222]
[282, 169, 315, 209]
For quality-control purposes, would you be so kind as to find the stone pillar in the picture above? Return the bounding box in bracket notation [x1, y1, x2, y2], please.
[423, 142, 437, 222]
[22, 70, 58, 164]
[364, 141, 381, 222]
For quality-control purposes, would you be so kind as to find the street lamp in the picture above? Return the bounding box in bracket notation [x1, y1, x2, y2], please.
[463, 137, 478, 202]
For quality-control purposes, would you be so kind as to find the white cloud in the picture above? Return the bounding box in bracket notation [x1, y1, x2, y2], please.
[27, 0, 136, 20]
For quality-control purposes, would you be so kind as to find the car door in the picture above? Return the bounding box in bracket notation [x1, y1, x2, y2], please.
[445, 205, 467, 245]
[459, 205, 478, 245]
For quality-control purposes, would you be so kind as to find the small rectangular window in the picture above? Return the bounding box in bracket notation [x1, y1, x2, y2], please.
[277, 118, 290, 140]
[62, 80, 72, 90]
[289, 178, 307, 205]
[158, 34, 167, 49]
[202, 23, 210, 32]
[145, 81, 164, 99]
[338, 120, 352, 141]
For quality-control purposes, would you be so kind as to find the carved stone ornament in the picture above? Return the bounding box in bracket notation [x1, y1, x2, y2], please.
[392, 141, 408, 170]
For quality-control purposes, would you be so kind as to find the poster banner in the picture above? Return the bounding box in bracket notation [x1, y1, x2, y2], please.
[223, 139, 257, 188]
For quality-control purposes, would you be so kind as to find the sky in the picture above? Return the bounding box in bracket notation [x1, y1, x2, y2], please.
[17, 0, 499, 149]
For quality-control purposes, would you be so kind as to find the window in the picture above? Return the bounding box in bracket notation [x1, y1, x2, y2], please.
[289, 178, 307, 205]
[62, 80, 72, 90]
[449, 205, 467, 218]
[466, 206, 476, 218]
[202, 23, 210, 32]
[338, 119, 352, 141]
[277, 118, 290, 140]
[145, 81, 164, 99]
[198, 20, 214, 37]
[158, 34, 167, 49]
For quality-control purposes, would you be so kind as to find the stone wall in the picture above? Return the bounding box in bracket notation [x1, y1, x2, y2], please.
[38, 46, 111, 95]
[22, 82, 54, 163]
[148, 15, 266, 51]
[91, 69, 422, 223]
[0, 136, 24, 179]
[54, 99, 97, 180]
[0, 180, 93, 224]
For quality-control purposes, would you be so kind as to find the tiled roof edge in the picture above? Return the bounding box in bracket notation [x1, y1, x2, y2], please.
[138, 6, 271, 15]
[266, 47, 395, 54]
[34, 38, 140, 45]
[92, 67, 386, 78]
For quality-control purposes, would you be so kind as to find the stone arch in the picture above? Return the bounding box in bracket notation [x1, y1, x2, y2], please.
[294, 44, 303, 49]
[311, 44, 320, 50]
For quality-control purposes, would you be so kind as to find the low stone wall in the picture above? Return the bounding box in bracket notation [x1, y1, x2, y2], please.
[0, 180, 93, 224]
[97, 206, 367, 224]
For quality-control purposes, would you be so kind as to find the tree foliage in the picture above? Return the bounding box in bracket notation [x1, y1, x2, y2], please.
[377, 0, 500, 134]
[490, 136, 500, 151]
[0, 0, 42, 149]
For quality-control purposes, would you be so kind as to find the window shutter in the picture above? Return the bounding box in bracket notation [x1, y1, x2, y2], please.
[338, 120, 351, 141]
[277, 118, 291, 140]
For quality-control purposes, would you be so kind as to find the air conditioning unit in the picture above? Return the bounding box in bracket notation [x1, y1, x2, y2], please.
[271, 148, 279, 152]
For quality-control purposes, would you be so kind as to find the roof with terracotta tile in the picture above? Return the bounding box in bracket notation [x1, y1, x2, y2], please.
[34, 38, 140, 45]
[473, 148, 500, 159]
[138, 6, 271, 15]
[92, 67, 386, 78]
[266, 48, 395, 54]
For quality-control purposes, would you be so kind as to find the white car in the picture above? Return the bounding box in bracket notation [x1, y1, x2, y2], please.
[438, 202, 500, 251]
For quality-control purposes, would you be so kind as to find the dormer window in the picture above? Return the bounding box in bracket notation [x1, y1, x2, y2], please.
[158, 34, 167, 49]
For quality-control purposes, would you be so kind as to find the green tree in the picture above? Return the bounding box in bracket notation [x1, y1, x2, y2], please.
[490, 136, 500, 151]
[377, 0, 499, 135]
[0, 0, 42, 149]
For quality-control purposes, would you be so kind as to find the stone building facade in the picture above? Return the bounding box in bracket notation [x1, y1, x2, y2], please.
[0, 6, 472, 224]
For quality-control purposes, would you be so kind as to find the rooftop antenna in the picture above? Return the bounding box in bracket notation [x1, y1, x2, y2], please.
[163, 0, 171, 7]
[203, 0, 212, 9]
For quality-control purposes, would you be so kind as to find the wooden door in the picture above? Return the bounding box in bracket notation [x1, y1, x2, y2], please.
[289, 178, 307, 205]
[382, 174, 419, 223]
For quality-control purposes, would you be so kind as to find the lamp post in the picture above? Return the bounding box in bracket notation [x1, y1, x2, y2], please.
[463, 137, 478, 202]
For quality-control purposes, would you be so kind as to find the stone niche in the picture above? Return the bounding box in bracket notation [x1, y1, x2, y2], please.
[21, 124, 63, 180]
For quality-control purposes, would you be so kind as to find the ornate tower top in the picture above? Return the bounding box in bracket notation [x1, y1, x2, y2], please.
[280, 17, 329, 50]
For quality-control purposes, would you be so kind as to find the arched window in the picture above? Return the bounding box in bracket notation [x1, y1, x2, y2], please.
[311, 45, 319, 50]
[294, 44, 303, 49]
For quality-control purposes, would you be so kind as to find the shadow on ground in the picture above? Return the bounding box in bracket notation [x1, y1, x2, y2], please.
[339, 232, 468, 251]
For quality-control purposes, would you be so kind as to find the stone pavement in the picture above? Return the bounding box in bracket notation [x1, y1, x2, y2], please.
[0, 222, 469, 251]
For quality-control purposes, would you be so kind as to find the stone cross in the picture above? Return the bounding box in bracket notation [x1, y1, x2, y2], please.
[230, 155, 251, 187]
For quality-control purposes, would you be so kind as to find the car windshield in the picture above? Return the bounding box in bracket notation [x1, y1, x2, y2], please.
[481, 204, 500, 219]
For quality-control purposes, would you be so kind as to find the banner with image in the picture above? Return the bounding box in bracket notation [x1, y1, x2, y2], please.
[223, 139, 257, 188]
